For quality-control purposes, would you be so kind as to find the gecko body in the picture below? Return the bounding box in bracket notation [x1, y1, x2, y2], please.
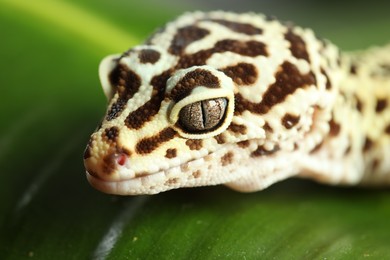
[83, 11, 390, 195]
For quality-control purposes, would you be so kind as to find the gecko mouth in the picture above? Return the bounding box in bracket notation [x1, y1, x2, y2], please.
[86, 146, 240, 195]
[86, 170, 169, 195]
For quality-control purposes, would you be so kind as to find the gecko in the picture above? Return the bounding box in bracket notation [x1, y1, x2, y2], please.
[83, 11, 390, 195]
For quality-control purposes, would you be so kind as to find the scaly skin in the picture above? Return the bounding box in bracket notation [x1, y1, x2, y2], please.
[83, 11, 390, 195]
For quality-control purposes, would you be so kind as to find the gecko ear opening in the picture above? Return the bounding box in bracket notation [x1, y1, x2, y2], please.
[99, 54, 122, 100]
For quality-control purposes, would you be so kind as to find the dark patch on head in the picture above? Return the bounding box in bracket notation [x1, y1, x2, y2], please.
[355, 95, 363, 113]
[251, 145, 280, 157]
[337, 56, 342, 66]
[104, 127, 119, 142]
[192, 170, 201, 178]
[165, 148, 177, 159]
[221, 152, 234, 166]
[237, 140, 250, 148]
[282, 114, 300, 129]
[235, 62, 316, 115]
[221, 63, 258, 85]
[207, 19, 263, 35]
[375, 98, 387, 113]
[385, 124, 390, 135]
[310, 141, 324, 154]
[214, 134, 226, 144]
[285, 29, 310, 62]
[185, 139, 203, 150]
[176, 39, 268, 69]
[106, 65, 142, 121]
[350, 63, 357, 75]
[329, 118, 341, 136]
[215, 40, 268, 57]
[321, 67, 331, 89]
[169, 69, 220, 102]
[169, 26, 210, 55]
[102, 154, 116, 175]
[165, 178, 179, 185]
[136, 127, 177, 154]
[228, 123, 247, 135]
[138, 49, 161, 64]
[263, 122, 273, 133]
[125, 70, 171, 129]
[363, 137, 373, 152]
[344, 144, 352, 155]
[83, 140, 93, 159]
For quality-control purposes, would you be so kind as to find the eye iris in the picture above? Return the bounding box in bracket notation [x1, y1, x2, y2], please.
[179, 98, 227, 132]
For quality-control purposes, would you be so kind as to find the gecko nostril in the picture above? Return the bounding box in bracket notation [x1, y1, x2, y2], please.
[116, 153, 128, 166]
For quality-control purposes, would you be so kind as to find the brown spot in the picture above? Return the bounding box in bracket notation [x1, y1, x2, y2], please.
[83, 140, 93, 159]
[176, 39, 268, 69]
[138, 49, 161, 64]
[385, 124, 390, 134]
[214, 134, 226, 144]
[221, 152, 234, 166]
[228, 123, 247, 135]
[221, 63, 258, 85]
[125, 71, 171, 129]
[169, 26, 210, 55]
[104, 127, 119, 142]
[207, 19, 263, 35]
[185, 139, 203, 150]
[251, 145, 280, 157]
[192, 170, 201, 178]
[214, 40, 267, 57]
[165, 178, 179, 185]
[165, 148, 177, 159]
[375, 98, 387, 113]
[235, 62, 316, 115]
[344, 144, 352, 155]
[363, 137, 373, 152]
[285, 29, 310, 62]
[282, 114, 300, 129]
[106, 66, 142, 121]
[169, 69, 220, 102]
[329, 118, 341, 136]
[355, 95, 363, 112]
[237, 140, 250, 148]
[102, 155, 116, 175]
[136, 128, 177, 154]
[310, 141, 323, 154]
[263, 122, 273, 133]
[321, 67, 331, 89]
[350, 63, 357, 75]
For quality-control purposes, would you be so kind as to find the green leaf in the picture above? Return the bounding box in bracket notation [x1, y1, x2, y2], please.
[1, 1, 390, 259]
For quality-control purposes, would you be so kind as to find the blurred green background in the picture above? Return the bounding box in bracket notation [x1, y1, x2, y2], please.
[1, 0, 390, 259]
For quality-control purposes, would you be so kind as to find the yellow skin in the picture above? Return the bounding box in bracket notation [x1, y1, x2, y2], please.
[84, 11, 390, 195]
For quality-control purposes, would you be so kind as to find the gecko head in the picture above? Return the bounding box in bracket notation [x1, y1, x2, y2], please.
[84, 46, 241, 195]
[83, 11, 340, 195]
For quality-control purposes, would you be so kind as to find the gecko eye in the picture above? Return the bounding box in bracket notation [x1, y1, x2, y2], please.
[178, 97, 228, 133]
[166, 65, 235, 138]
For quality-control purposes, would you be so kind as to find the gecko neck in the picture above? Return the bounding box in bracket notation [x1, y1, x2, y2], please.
[304, 45, 390, 185]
